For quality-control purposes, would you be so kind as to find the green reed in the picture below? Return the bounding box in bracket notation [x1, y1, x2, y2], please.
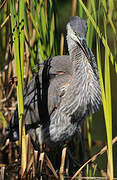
[0, 0, 117, 179]
[78, 0, 117, 179]
[10, 0, 26, 177]
[24, 0, 58, 71]
[0, 0, 10, 128]
[9, 0, 58, 178]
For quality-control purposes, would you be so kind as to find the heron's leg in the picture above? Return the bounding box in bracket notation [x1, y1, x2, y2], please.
[45, 154, 58, 179]
[59, 146, 67, 178]
[59, 143, 81, 177]
[67, 148, 81, 168]
[38, 152, 45, 179]
[37, 146, 58, 179]
[78, 126, 84, 164]
[65, 152, 70, 175]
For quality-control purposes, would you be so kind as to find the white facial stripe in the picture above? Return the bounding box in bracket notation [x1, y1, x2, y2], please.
[67, 23, 81, 44]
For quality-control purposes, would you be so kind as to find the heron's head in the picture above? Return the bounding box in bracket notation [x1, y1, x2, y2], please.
[67, 16, 91, 60]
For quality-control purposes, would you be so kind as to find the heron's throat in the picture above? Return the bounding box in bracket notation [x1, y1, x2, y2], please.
[68, 39, 84, 73]
[67, 32, 84, 65]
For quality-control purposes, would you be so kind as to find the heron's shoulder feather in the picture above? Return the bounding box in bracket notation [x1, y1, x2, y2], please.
[46, 56, 73, 115]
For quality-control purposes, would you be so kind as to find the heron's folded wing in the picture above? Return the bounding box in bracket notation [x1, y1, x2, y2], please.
[47, 56, 73, 115]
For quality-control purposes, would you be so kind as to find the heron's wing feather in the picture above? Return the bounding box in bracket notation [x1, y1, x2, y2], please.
[48, 73, 72, 115]
[45, 56, 73, 115]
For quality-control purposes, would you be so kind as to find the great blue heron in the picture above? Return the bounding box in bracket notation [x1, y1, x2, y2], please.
[7, 16, 101, 156]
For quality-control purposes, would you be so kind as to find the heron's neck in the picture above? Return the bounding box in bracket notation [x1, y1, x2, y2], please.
[63, 36, 90, 110]
[61, 36, 101, 116]
[67, 36, 84, 74]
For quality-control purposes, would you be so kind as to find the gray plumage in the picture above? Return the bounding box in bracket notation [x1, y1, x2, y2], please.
[8, 16, 102, 148]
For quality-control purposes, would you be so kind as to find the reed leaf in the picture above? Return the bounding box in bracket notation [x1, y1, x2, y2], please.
[90, 0, 96, 20]
[19, 0, 24, 86]
[107, 14, 116, 35]
[40, 0, 47, 42]
[101, 0, 116, 35]
[78, 3, 115, 177]
[0, 111, 7, 128]
[104, 13, 113, 179]
[72, 0, 77, 16]
[19, 0, 26, 177]
[28, 10, 40, 38]
[79, 0, 115, 68]
[77, 0, 83, 18]
[108, 0, 114, 17]
[49, 14, 54, 54]
[96, 38, 113, 179]
[86, 1, 94, 49]
[60, 33, 64, 56]
[10, 0, 26, 177]
[26, 0, 57, 63]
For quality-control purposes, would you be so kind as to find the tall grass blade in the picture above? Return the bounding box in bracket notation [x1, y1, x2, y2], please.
[101, 0, 116, 34]
[0, 111, 7, 128]
[28, 10, 40, 37]
[49, 14, 55, 55]
[10, 0, 26, 177]
[96, 38, 113, 179]
[26, 0, 57, 63]
[104, 13, 113, 179]
[19, 0, 24, 86]
[108, 0, 114, 17]
[78, 3, 115, 176]
[77, 0, 83, 17]
[86, 3, 95, 176]
[19, 0, 26, 177]
[79, 0, 115, 69]
[72, 0, 77, 16]
[86, 1, 94, 49]
[90, 0, 96, 20]
[60, 33, 64, 56]
[40, 0, 47, 42]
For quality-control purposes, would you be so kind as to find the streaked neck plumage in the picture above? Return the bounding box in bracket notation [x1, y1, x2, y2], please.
[64, 23, 101, 115]
[67, 23, 85, 73]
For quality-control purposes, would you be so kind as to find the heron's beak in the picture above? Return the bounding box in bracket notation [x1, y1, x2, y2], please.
[79, 38, 91, 60]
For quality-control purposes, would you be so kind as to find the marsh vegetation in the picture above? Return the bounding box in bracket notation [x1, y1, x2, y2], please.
[0, 0, 117, 179]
